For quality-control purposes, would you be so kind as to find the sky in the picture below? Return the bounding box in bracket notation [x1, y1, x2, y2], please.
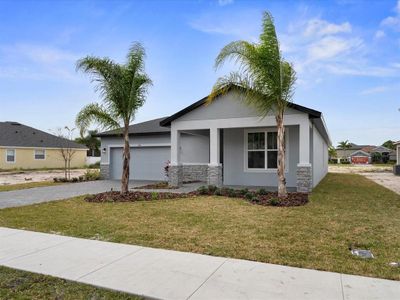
[0, 0, 399, 146]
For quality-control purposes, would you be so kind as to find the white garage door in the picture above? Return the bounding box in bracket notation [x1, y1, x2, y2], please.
[110, 146, 171, 180]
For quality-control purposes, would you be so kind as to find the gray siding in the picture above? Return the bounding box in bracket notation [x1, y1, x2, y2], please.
[223, 126, 299, 187]
[312, 125, 328, 187]
[178, 91, 299, 122]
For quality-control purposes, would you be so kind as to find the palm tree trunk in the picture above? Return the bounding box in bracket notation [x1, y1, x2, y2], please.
[276, 111, 287, 198]
[121, 124, 130, 194]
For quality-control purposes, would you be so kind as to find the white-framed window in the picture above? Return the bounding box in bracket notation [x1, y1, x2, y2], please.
[245, 129, 288, 171]
[34, 149, 46, 160]
[6, 149, 15, 163]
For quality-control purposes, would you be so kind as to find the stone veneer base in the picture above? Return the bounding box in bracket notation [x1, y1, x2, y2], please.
[296, 165, 312, 193]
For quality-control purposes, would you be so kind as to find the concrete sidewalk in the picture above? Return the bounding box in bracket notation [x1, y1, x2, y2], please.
[0, 227, 398, 300]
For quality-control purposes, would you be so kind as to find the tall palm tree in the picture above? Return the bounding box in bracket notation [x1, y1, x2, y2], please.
[208, 11, 296, 198]
[75, 42, 152, 194]
[338, 140, 351, 150]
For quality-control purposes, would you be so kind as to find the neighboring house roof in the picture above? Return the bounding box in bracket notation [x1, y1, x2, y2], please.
[350, 150, 371, 157]
[95, 117, 170, 137]
[361, 146, 376, 153]
[370, 145, 392, 153]
[336, 143, 372, 151]
[394, 141, 400, 145]
[0, 121, 87, 149]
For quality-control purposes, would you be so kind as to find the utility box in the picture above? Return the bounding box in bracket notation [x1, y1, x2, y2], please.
[393, 165, 400, 176]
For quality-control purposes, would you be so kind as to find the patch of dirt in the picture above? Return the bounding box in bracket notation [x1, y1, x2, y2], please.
[0, 169, 92, 185]
[329, 165, 392, 174]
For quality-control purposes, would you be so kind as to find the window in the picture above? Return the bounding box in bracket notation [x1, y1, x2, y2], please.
[6, 149, 15, 163]
[246, 130, 286, 171]
[34, 149, 45, 160]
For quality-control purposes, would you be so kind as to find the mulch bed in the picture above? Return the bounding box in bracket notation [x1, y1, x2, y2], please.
[85, 186, 308, 207]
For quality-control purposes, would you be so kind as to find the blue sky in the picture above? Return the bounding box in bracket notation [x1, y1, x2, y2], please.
[0, 0, 399, 146]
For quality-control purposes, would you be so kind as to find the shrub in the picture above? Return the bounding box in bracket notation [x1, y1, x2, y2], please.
[208, 185, 218, 193]
[151, 192, 159, 200]
[244, 192, 254, 200]
[270, 198, 280, 206]
[214, 188, 222, 196]
[239, 188, 249, 196]
[84, 169, 101, 181]
[197, 186, 208, 195]
[341, 161, 351, 164]
[228, 189, 237, 197]
[53, 177, 59, 182]
[251, 196, 260, 203]
[71, 177, 79, 182]
[257, 188, 267, 195]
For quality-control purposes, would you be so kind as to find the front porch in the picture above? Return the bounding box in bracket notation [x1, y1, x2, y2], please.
[167, 113, 314, 193]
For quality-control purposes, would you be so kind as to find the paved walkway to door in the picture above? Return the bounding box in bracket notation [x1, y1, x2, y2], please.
[0, 227, 398, 300]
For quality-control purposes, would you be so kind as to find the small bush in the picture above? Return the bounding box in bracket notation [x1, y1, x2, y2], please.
[257, 188, 267, 195]
[151, 192, 159, 200]
[197, 186, 208, 195]
[71, 177, 79, 182]
[270, 198, 280, 206]
[239, 188, 249, 196]
[244, 192, 254, 200]
[208, 185, 218, 193]
[251, 196, 260, 203]
[228, 189, 237, 197]
[84, 169, 101, 181]
[340, 161, 351, 165]
[53, 177, 59, 182]
[214, 188, 222, 196]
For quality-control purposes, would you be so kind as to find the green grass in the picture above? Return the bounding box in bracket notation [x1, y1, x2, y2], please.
[0, 173, 399, 280]
[0, 265, 141, 299]
[0, 181, 61, 192]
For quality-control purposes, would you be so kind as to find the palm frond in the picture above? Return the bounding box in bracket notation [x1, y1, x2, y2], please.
[75, 103, 120, 134]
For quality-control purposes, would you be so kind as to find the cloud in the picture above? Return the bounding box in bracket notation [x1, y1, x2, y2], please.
[0, 44, 79, 64]
[0, 43, 81, 81]
[218, 0, 234, 6]
[380, 0, 400, 31]
[374, 30, 385, 39]
[189, 10, 259, 39]
[360, 86, 389, 95]
[304, 18, 351, 37]
[307, 36, 362, 61]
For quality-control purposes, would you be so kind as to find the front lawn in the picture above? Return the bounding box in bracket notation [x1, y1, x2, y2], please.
[0, 173, 399, 280]
[0, 181, 61, 192]
[0, 265, 141, 299]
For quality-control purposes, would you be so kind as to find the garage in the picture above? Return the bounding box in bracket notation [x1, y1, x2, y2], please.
[109, 146, 171, 180]
[351, 156, 369, 164]
[349, 150, 370, 164]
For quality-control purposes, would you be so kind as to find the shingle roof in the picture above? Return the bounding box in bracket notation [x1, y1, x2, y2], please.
[0, 122, 87, 149]
[95, 117, 170, 137]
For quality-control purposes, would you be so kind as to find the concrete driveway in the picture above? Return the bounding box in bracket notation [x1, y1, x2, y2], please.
[0, 180, 149, 209]
[361, 172, 400, 195]
[0, 180, 203, 209]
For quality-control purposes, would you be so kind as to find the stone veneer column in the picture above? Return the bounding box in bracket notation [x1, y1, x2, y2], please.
[100, 164, 110, 179]
[169, 164, 183, 187]
[207, 164, 223, 187]
[296, 164, 312, 193]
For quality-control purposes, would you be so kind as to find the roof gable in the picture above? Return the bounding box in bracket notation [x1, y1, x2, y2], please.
[160, 88, 322, 127]
[350, 150, 371, 157]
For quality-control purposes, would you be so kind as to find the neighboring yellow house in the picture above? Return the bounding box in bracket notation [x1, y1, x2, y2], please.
[0, 121, 87, 170]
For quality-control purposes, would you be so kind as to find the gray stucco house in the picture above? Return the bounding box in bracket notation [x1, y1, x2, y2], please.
[97, 89, 331, 192]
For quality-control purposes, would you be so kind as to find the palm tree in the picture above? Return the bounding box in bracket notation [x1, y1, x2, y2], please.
[207, 11, 296, 198]
[75, 130, 100, 157]
[328, 146, 337, 160]
[338, 140, 351, 150]
[75, 42, 152, 194]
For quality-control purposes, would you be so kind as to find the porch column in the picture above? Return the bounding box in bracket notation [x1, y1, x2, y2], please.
[297, 120, 312, 193]
[169, 128, 183, 187]
[208, 127, 222, 187]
